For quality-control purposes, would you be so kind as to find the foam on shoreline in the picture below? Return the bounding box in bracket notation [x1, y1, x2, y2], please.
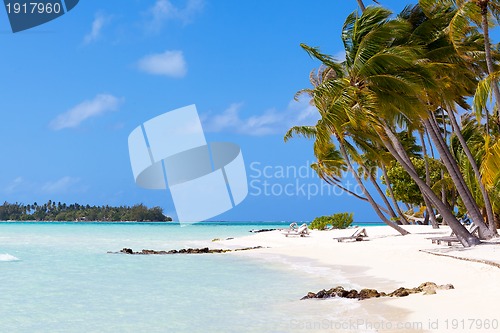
[221, 225, 500, 333]
[0, 253, 20, 261]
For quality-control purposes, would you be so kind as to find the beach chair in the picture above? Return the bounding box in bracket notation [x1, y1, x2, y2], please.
[429, 236, 461, 246]
[428, 223, 479, 245]
[282, 223, 310, 237]
[404, 213, 441, 225]
[404, 214, 425, 225]
[459, 214, 472, 225]
[280, 222, 297, 234]
[333, 228, 368, 242]
[468, 224, 479, 236]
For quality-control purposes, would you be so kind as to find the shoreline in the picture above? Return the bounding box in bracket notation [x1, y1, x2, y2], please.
[218, 225, 500, 333]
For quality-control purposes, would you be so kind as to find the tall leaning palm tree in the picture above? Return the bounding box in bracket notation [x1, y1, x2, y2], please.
[297, 7, 436, 234]
[357, 139, 412, 224]
[356, 0, 367, 11]
[285, 67, 409, 235]
[395, 3, 498, 238]
[421, 0, 500, 123]
[413, 2, 498, 236]
[301, 6, 482, 246]
[356, 0, 381, 12]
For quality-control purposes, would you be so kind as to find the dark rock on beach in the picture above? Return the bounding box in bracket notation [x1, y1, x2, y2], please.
[358, 289, 382, 299]
[388, 287, 412, 297]
[114, 246, 263, 255]
[249, 228, 276, 233]
[301, 282, 454, 300]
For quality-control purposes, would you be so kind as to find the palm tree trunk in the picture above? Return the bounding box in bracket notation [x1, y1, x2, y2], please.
[428, 115, 482, 211]
[447, 110, 498, 235]
[356, 0, 366, 12]
[419, 130, 439, 228]
[332, 182, 369, 201]
[426, 115, 480, 218]
[480, 3, 500, 125]
[381, 124, 480, 247]
[427, 128, 447, 218]
[364, 165, 403, 225]
[330, 176, 393, 216]
[424, 116, 495, 239]
[440, 169, 448, 225]
[381, 163, 410, 225]
[337, 137, 409, 235]
[383, 125, 439, 229]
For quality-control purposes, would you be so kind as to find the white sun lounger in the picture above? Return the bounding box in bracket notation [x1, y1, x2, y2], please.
[333, 228, 368, 242]
[404, 213, 441, 224]
[428, 223, 479, 245]
[282, 223, 310, 237]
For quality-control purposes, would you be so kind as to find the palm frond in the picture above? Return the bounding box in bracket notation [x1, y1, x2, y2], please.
[300, 44, 345, 78]
[283, 125, 317, 142]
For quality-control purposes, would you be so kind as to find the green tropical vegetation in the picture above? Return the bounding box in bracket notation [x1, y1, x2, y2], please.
[384, 157, 451, 207]
[0, 200, 171, 222]
[286, 0, 500, 247]
[310, 213, 354, 230]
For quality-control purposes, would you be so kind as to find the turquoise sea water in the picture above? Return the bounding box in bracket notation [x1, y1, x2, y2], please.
[0, 222, 375, 333]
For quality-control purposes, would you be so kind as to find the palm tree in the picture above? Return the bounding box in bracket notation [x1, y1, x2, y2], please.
[417, 129, 440, 227]
[406, 2, 498, 237]
[421, 0, 500, 124]
[381, 123, 482, 245]
[388, 3, 497, 238]
[358, 155, 407, 224]
[293, 6, 429, 234]
[350, 129, 426, 225]
[451, 114, 500, 227]
[300, 5, 483, 246]
[356, 0, 367, 11]
[285, 71, 409, 235]
[355, 0, 381, 12]
[396, 3, 499, 238]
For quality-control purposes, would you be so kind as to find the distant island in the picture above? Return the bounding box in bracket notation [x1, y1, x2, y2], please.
[0, 200, 172, 222]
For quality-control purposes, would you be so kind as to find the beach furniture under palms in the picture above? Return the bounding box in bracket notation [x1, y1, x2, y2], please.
[429, 223, 479, 246]
[404, 213, 441, 225]
[282, 223, 310, 237]
[333, 228, 368, 242]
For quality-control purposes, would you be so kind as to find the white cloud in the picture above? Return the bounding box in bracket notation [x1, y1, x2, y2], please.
[41, 177, 81, 194]
[202, 96, 320, 136]
[5, 177, 26, 193]
[83, 13, 109, 44]
[50, 94, 121, 130]
[4, 176, 84, 195]
[137, 50, 187, 78]
[146, 0, 204, 32]
[286, 96, 318, 124]
[203, 103, 243, 133]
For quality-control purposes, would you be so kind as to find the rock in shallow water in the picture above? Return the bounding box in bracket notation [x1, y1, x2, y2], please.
[114, 246, 263, 255]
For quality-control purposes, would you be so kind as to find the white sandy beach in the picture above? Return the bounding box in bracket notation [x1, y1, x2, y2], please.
[218, 225, 500, 333]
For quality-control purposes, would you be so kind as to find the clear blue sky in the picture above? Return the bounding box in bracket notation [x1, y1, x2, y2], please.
[0, 0, 411, 222]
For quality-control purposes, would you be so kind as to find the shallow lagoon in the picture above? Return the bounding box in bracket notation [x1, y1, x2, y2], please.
[0, 222, 371, 333]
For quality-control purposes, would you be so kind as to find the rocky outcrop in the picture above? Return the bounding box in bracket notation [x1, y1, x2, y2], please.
[110, 246, 263, 255]
[249, 229, 276, 233]
[301, 282, 454, 300]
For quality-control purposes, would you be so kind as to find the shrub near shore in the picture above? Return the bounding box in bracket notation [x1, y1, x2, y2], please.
[309, 213, 353, 230]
